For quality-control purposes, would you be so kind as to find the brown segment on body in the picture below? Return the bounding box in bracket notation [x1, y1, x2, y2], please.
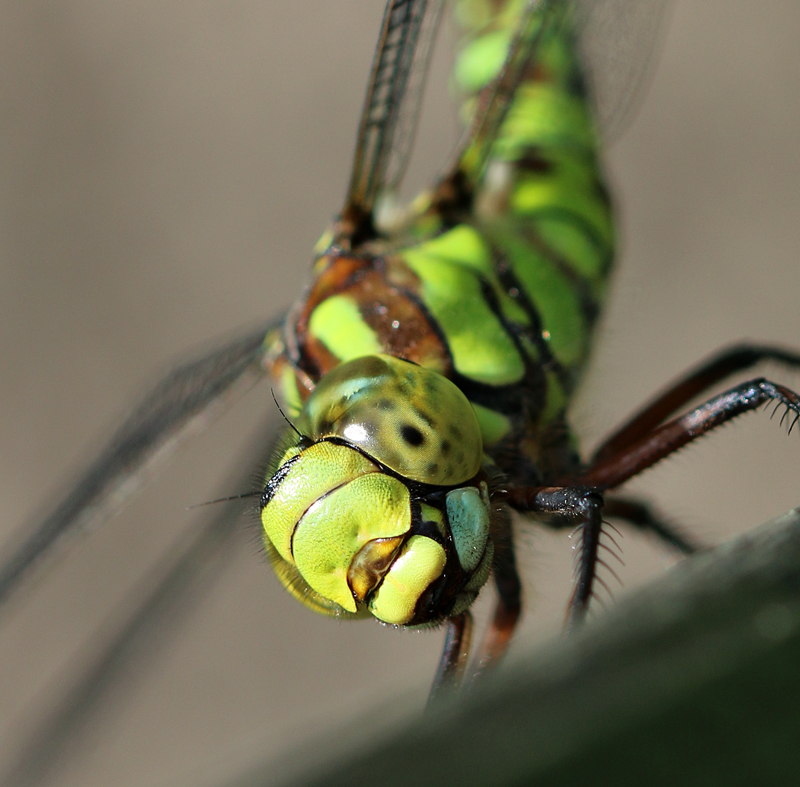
[288, 253, 451, 387]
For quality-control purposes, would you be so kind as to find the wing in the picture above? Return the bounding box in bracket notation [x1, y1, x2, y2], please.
[339, 0, 443, 241]
[574, 0, 673, 143]
[451, 0, 565, 185]
[3, 415, 280, 786]
[339, 0, 668, 243]
[0, 317, 282, 609]
[439, 0, 672, 190]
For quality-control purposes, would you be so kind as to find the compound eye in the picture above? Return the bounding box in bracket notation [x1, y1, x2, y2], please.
[299, 355, 483, 485]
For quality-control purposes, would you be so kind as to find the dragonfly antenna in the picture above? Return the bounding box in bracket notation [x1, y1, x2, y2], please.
[270, 387, 305, 440]
[185, 491, 261, 511]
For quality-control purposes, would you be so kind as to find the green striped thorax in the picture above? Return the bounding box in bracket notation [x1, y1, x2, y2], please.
[260, 355, 495, 626]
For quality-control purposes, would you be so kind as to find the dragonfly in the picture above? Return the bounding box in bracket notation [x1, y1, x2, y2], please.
[1, 1, 800, 787]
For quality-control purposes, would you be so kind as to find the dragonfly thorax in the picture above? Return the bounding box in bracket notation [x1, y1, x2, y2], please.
[260, 355, 494, 626]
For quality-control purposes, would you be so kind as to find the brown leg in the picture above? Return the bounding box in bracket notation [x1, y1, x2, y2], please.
[428, 611, 473, 705]
[472, 509, 522, 677]
[503, 376, 800, 629]
[583, 378, 800, 490]
[592, 344, 800, 464]
[603, 497, 700, 555]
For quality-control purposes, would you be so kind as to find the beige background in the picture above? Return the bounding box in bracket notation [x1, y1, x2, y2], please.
[1, 2, 799, 785]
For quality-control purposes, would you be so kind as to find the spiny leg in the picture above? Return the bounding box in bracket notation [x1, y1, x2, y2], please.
[593, 344, 800, 464]
[510, 377, 800, 628]
[433, 374, 800, 686]
[431, 512, 523, 700]
[537, 496, 700, 556]
[428, 611, 473, 704]
[583, 378, 800, 491]
[504, 486, 605, 626]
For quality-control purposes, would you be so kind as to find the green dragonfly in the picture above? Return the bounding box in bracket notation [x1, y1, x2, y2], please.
[1, 1, 800, 787]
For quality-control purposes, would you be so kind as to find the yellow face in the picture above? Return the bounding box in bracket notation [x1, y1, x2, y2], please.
[260, 355, 493, 626]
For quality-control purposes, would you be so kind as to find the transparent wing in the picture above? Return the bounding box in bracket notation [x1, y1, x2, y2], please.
[0, 317, 282, 609]
[345, 0, 669, 238]
[452, 0, 563, 183]
[446, 0, 672, 183]
[2, 416, 279, 786]
[342, 0, 443, 229]
[574, 0, 673, 143]
[381, 0, 444, 197]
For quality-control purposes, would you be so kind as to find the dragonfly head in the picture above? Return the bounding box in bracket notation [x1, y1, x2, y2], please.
[260, 354, 494, 626]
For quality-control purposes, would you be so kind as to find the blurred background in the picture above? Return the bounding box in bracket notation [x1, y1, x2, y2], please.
[0, 2, 799, 785]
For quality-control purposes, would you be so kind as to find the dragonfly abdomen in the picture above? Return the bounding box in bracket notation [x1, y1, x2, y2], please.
[278, 1, 613, 486]
[452, 0, 615, 369]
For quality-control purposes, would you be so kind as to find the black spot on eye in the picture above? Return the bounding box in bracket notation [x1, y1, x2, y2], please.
[377, 398, 395, 411]
[441, 440, 451, 454]
[448, 424, 463, 441]
[456, 451, 466, 465]
[426, 462, 439, 476]
[401, 424, 425, 447]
